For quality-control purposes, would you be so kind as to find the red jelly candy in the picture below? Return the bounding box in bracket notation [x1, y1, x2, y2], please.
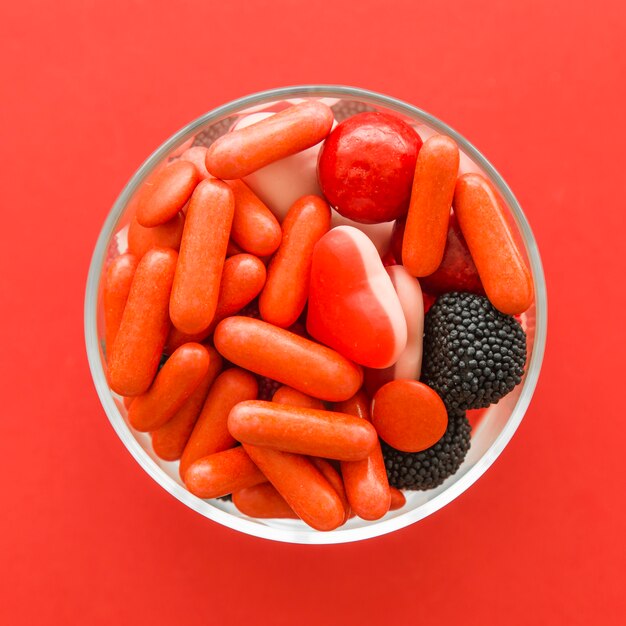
[392, 213, 484, 296]
[306, 226, 407, 368]
[318, 112, 422, 224]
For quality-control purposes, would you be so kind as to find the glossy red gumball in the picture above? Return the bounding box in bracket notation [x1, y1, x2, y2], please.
[317, 112, 422, 224]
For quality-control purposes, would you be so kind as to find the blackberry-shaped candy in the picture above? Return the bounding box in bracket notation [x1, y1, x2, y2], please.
[331, 101, 376, 122]
[382, 409, 471, 490]
[422, 292, 527, 411]
[192, 117, 234, 148]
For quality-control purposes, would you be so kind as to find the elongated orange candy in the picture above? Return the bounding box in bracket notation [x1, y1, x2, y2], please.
[103, 253, 138, 353]
[243, 444, 345, 531]
[259, 195, 331, 327]
[214, 316, 362, 402]
[164, 254, 266, 353]
[337, 390, 391, 521]
[108, 248, 177, 396]
[228, 180, 282, 256]
[453, 173, 533, 315]
[179, 367, 258, 479]
[310, 458, 351, 523]
[170, 179, 235, 334]
[205, 101, 334, 179]
[179, 146, 212, 179]
[123, 396, 134, 410]
[272, 386, 325, 410]
[402, 135, 459, 276]
[233, 483, 298, 519]
[207, 254, 266, 332]
[128, 343, 210, 432]
[389, 487, 406, 511]
[127, 212, 185, 259]
[228, 400, 377, 461]
[136, 160, 200, 227]
[151, 347, 223, 461]
[184, 447, 266, 499]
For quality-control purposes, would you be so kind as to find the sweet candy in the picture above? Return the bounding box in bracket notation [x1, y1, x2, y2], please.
[178, 146, 213, 179]
[136, 160, 199, 227]
[227, 180, 282, 257]
[336, 390, 391, 521]
[108, 248, 177, 396]
[372, 380, 448, 453]
[393, 212, 485, 296]
[170, 179, 235, 334]
[151, 347, 223, 461]
[272, 386, 325, 410]
[259, 195, 331, 328]
[127, 212, 185, 259]
[310, 458, 351, 524]
[228, 400, 377, 461]
[206, 101, 334, 179]
[103, 253, 138, 352]
[364, 265, 424, 395]
[402, 135, 459, 276]
[454, 174, 532, 315]
[318, 112, 422, 223]
[184, 446, 267, 499]
[128, 343, 210, 432]
[243, 444, 345, 531]
[233, 483, 298, 519]
[306, 226, 407, 368]
[389, 487, 406, 511]
[214, 316, 363, 402]
[179, 367, 258, 479]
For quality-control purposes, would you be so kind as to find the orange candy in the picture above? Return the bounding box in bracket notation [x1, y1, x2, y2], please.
[214, 316, 362, 402]
[272, 386, 325, 410]
[453, 173, 533, 315]
[402, 135, 459, 276]
[151, 347, 223, 461]
[103, 253, 138, 353]
[337, 390, 391, 521]
[259, 195, 331, 328]
[228, 400, 377, 461]
[127, 212, 185, 259]
[164, 253, 266, 353]
[228, 180, 282, 257]
[128, 343, 210, 432]
[170, 179, 235, 334]
[372, 380, 448, 452]
[179, 146, 212, 179]
[179, 367, 258, 479]
[136, 160, 200, 227]
[389, 487, 406, 511]
[205, 101, 334, 179]
[184, 447, 266, 499]
[233, 483, 298, 519]
[310, 458, 351, 523]
[108, 248, 177, 396]
[243, 444, 345, 531]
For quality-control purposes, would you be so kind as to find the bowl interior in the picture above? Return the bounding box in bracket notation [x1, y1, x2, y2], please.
[85, 86, 547, 544]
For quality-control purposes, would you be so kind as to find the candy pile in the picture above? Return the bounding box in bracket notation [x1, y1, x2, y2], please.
[103, 99, 532, 531]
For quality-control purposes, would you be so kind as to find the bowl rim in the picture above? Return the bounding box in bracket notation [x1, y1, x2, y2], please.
[84, 84, 548, 544]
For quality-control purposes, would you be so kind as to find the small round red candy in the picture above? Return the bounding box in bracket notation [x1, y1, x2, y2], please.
[317, 112, 422, 224]
[372, 380, 448, 452]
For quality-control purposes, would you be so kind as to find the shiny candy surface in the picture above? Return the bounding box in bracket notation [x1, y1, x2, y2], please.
[307, 226, 407, 368]
[228, 400, 377, 461]
[214, 316, 363, 402]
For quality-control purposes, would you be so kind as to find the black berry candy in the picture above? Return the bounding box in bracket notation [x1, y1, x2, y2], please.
[422, 292, 527, 411]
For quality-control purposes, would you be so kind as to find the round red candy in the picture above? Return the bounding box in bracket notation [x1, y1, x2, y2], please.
[317, 112, 422, 224]
[372, 380, 448, 452]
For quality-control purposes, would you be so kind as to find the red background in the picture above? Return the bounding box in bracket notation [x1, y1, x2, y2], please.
[1, 1, 625, 624]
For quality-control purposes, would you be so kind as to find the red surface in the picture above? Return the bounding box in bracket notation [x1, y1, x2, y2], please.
[1, 1, 624, 624]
